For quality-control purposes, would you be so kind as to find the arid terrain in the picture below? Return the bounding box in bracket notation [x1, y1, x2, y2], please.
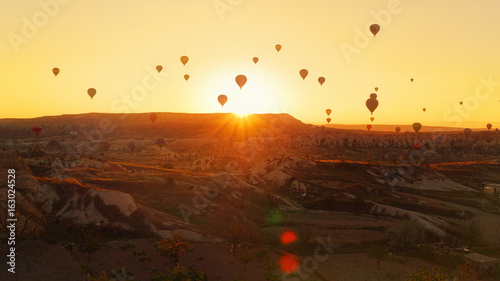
[1, 113, 500, 280]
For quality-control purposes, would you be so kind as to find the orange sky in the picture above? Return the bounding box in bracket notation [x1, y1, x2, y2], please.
[1, 0, 499, 128]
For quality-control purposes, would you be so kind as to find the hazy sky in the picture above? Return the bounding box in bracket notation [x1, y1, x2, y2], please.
[1, 0, 499, 128]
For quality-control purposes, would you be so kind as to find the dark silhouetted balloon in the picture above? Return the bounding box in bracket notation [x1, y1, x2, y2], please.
[253, 57, 259, 64]
[423, 108, 426, 112]
[463, 128, 472, 136]
[299, 69, 308, 80]
[180, 56, 189, 65]
[218, 95, 228, 107]
[410, 78, 414, 82]
[395, 127, 401, 133]
[32, 125, 42, 135]
[318, 77, 325, 86]
[374, 87, 378, 92]
[155, 138, 166, 149]
[156, 65, 163, 73]
[87, 88, 96, 99]
[413, 142, 422, 150]
[150, 113, 157, 123]
[412, 122, 422, 133]
[184, 74, 190, 81]
[460, 101, 463, 105]
[326, 118, 331, 124]
[367, 124, 372, 131]
[370, 24, 380, 36]
[370, 117, 375, 122]
[325, 109, 332, 116]
[235, 75, 247, 89]
[487, 123, 492, 130]
[370, 93, 377, 99]
[70, 131, 78, 140]
[275, 44, 282, 52]
[52, 67, 60, 77]
[366, 97, 379, 115]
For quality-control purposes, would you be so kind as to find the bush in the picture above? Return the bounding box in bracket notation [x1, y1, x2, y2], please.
[151, 265, 209, 281]
[155, 232, 192, 265]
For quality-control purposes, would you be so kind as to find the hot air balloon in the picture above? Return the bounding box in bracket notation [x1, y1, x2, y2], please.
[32, 125, 42, 136]
[275, 44, 282, 52]
[463, 128, 472, 136]
[253, 57, 259, 64]
[156, 65, 163, 73]
[423, 108, 426, 112]
[325, 109, 332, 116]
[87, 88, 97, 99]
[369, 24, 380, 37]
[127, 141, 135, 152]
[235, 74, 247, 89]
[367, 124, 372, 131]
[150, 113, 157, 123]
[299, 69, 308, 80]
[218, 95, 228, 107]
[70, 131, 78, 140]
[184, 74, 190, 81]
[318, 77, 325, 86]
[366, 95, 379, 115]
[413, 142, 422, 150]
[487, 123, 492, 130]
[52, 67, 60, 77]
[326, 118, 331, 124]
[370, 93, 377, 99]
[410, 78, 414, 82]
[412, 122, 422, 133]
[460, 101, 463, 105]
[180, 56, 189, 65]
[370, 117, 375, 122]
[374, 87, 378, 92]
[395, 127, 401, 133]
[155, 138, 166, 149]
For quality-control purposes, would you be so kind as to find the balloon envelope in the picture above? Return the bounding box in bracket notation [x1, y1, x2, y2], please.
[370, 93, 377, 99]
[374, 87, 378, 92]
[275, 44, 282, 52]
[155, 138, 166, 148]
[370, 117, 375, 122]
[218, 95, 228, 107]
[318, 77, 325, 85]
[150, 113, 157, 123]
[235, 75, 247, 89]
[184, 74, 190, 81]
[463, 128, 472, 136]
[87, 88, 96, 99]
[180, 56, 189, 65]
[70, 131, 78, 140]
[423, 108, 426, 112]
[460, 101, 463, 105]
[412, 122, 422, 133]
[156, 65, 162, 73]
[395, 127, 401, 133]
[325, 109, 332, 116]
[366, 98, 379, 114]
[32, 125, 42, 136]
[52, 67, 60, 77]
[367, 124, 372, 131]
[299, 69, 308, 80]
[253, 57, 259, 64]
[369, 24, 380, 36]
[413, 142, 422, 150]
[487, 123, 492, 130]
[326, 118, 331, 124]
[410, 78, 414, 82]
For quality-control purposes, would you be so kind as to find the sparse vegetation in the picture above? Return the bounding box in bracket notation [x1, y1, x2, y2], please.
[155, 232, 192, 266]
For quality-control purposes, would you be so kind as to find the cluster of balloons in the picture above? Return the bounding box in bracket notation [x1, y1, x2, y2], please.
[325, 108, 332, 123]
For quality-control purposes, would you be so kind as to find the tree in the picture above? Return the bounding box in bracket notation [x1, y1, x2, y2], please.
[235, 245, 257, 272]
[156, 232, 192, 266]
[78, 223, 103, 263]
[405, 266, 448, 281]
[151, 265, 209, 281]
[462, 218, 483, 249]
[368, 244, 388, 269]
[385, 220, 426, 252]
